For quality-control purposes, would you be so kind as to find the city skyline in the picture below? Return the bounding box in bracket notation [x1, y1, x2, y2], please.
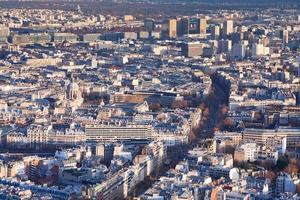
[0, 1, 300, 200]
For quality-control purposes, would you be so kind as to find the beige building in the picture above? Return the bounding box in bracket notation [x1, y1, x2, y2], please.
[234, 143, 258, 163]
[4, 132, 28, 147]
[27, 123, 85, 146]
[243, 127, 300, 148]
[199, 18, 207, 34]
[223, 20, 234, 36]
[85, 124, 156, 142]
[47, 130, 85, 145]
[0, 162, 7, 178]
[163, 19, 177, 39]
[169, 19, 177, 38]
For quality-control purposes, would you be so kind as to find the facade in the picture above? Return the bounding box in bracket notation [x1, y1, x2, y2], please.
[0, 26, 10, 39]
[251, 43, 270, 57]
[11, 33, 51, 45]
[1, 5, 300, 200]
[234, 142, 258, 162]
[93, 141, 166, 199]
[280, 29, 289, 46]
[144, 18, 155, 32]
[212, 25, 220, 40]
[223, 20, 234, 37]
[53, 33, 78, 43]
[85, 124, 156, 142]
[243, 127, 300, 148]
[199, 18, 207, 34]
[27, 124, 85, 146]
[182, 42, 203, 57]
[232, 43, 246, 60]
[276, 172, 296, 196]
[216, 190, 250, 200]
[168, 19, 177, 38]
[177, 17, 189, 36]
[234, 142, 279, 163]
[82, 33, 101, 42]
[162, 19, 177, 38]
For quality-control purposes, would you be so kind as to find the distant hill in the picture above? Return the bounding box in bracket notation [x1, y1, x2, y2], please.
[129, 0, 299, 5]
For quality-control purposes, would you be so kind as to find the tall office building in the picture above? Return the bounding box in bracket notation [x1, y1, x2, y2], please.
[95, 143, 114, 166]
[276, 173, 296, 195]
[223, 20, 234, 37]
[177, 17, 189, 36]
[188, 18, 199, 34]
[162, 19, 177, 39]
[212, 25, 220, 40]
[218, 39, 232, 53]
[280, 29, 289, 46]
[168, 19, 177, 38]
[177, 17, 206, 35]
[53, 33, 78, 43]
[144, 18, 155, 32]
[251, 43, 270, 58]
[199, 18, 207, 34]
[232, 43, 246, 60]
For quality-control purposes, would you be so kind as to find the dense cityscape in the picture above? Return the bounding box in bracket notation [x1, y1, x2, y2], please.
[0, 0, 300, 199]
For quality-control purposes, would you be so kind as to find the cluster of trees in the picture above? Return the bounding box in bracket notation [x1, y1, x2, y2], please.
[171, 100, 188, 110]
[213, 104, 235, 132]
[189, 102, 210, 141]
[149, 102, 161, 111]
[149, 99, 189, 111]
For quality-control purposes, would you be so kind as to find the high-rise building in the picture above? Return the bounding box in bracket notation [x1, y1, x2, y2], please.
[177, 17, 189, 36]
[280, 29, 289, 46]
[95, 143, 114, 166]
[223, 20, 234, 37]
[168, 19, 177, 38]
[251, 43, 270, 58]
[212, 25, 220, 40]
[232, 43, 246, 60]
[144, 18, 155, 32]
[188, 18, 199, 34]
[231, 32, 243, 44]
[186, 18, 206, 34]
[199, 18, 207, 34]
[276, 173, 296, 195]
[162, 19, 177, 38]
[218, 39, 232, 53]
